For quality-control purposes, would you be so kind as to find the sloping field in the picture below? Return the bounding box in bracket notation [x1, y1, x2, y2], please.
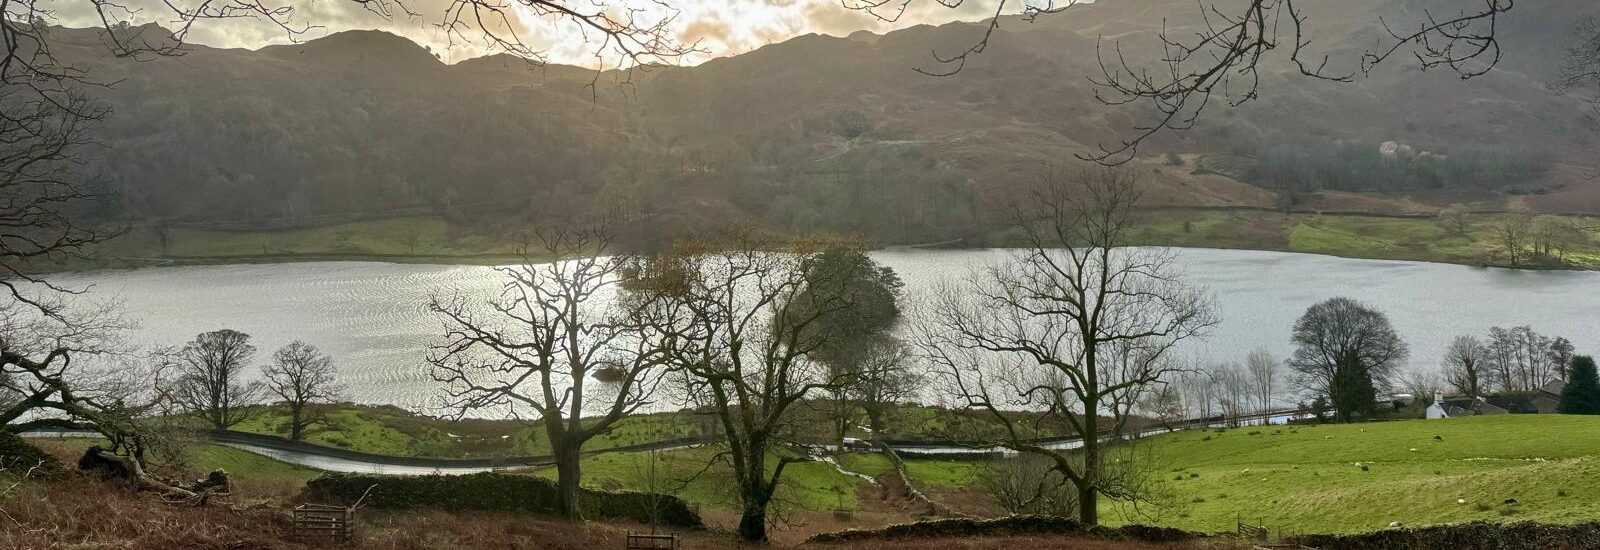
[1126, 415, 1600, 534]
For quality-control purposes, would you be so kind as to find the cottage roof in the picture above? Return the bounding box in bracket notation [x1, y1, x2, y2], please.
[1539, 380, 1566, 396]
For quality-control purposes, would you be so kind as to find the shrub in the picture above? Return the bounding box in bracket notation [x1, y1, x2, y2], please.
[0, 432, 62, 479]
[303, 472, 702, 528]
[1559, 356, 1600, 414]
[1296, 521, 1600, 550]
[804, 515, 1202, 544]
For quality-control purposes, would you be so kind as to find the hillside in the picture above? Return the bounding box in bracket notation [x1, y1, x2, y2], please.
[36, 0, 1600, 251]
[1121, 415, 1600, 534]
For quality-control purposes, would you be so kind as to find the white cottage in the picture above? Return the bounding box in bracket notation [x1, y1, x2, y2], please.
[1425, 390, 1449, 419]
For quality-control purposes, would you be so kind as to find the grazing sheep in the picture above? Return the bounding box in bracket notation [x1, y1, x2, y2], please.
[1388, 521, 1404, 528]
[1457, 499, 1468, 505]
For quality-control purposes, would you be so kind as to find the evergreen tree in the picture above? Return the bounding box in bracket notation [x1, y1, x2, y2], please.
[1559, 356, 1600, 415]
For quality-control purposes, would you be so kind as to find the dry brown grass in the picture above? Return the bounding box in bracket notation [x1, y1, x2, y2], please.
[0, 474, 1233, 550]
[815, 536, 1233, 550]
[0, 474, 723, 550]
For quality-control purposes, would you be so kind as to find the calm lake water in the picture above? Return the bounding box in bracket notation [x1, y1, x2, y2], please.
[48, 248, 1599, 411]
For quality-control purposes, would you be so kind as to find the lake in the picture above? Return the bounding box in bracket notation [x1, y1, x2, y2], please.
[47, 248, 1600, 412]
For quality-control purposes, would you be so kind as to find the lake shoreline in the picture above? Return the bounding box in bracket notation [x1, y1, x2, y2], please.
[38, 210, 1599, 274]
[43, 241, 1587, 275]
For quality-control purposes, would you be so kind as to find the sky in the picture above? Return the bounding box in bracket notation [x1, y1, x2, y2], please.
[49, 0, 1061, 67]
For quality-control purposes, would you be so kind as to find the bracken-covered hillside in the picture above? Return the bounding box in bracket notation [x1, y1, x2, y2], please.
[45, 0, 1600, 245]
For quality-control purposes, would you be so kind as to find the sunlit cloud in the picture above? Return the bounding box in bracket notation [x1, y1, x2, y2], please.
[44, 0, 1044, 66]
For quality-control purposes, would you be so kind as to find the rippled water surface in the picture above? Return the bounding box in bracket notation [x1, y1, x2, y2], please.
[50, 249, 1600, 409]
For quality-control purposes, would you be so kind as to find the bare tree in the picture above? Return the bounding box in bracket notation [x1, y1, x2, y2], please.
[0, 297, 127, 428]
[629, 229, 867, 542]
[1442, 335, 1490, 398]
[1245, 348, 1279, 414]
[1138, 382, 1183, 429]
[1549, 337, 1576, 382]
[1554, 18, 1600, 125]
[1178, 363, 1219, 421]
[978, 454, 1076, 516]
[1494, 205, 1534, 267]
[1485, 325, 1558, 392]
[912, 168, 1215, 525]
[1400, 369, 1445, 408]
[0, 87, 119, 314]
[1287, 297, 1407, 423]
[851, 337, 920, 441]
[171, 329, 263, 431]
[1437, 204, 1472, 237]
[0, 302, 218, 501]
[262, 341, 341, 441]
[429, 227, 669, 520]
[1213, 363, 1248, 425]
[849, 0, 1513, 163]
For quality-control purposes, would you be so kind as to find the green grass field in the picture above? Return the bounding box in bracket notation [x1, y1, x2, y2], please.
[1115, 415, 1600, 534]
[231, 402, 1051, 460]
[232, 404, 714, 459]
[36, 414, 1600, 535]
[44, 209, 1600, 272]
[531, 446, 861, 512]
[31, 438, 320, 484]
[1132, 209, 1600, 269]
[59, 217, 531, 270]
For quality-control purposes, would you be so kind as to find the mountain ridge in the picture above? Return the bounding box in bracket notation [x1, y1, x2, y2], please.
[35, 0, 1600, 248]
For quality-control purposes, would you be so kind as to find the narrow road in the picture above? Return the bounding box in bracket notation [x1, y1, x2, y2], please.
[20, 408, 1308, 475]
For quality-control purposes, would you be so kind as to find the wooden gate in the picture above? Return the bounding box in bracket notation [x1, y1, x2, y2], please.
[292, 503, 354, 543]
[626, 533, 679, 550]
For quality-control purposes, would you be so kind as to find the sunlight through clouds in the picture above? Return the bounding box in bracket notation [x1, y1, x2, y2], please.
[44, 0, 1035, 66]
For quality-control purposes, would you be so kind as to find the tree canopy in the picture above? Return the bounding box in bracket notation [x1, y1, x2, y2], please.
[1559, 356, 1600, 415]
[1288, 297, 1408, 422]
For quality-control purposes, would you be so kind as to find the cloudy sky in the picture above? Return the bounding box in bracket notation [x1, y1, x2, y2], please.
[54, 0, 1046, 66]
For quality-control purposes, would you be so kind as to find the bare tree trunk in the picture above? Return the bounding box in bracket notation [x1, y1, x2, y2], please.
[737, 497, 769, 542]
[288, 403, 305, 441]
[1079, 401, 1099, 525]
[865, 406, 885, 439]
[737, 446, 770, 542]
[552, 440, 584, 520]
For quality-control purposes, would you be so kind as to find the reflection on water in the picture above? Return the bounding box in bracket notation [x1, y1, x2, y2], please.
[48, 248, 1600, 413]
